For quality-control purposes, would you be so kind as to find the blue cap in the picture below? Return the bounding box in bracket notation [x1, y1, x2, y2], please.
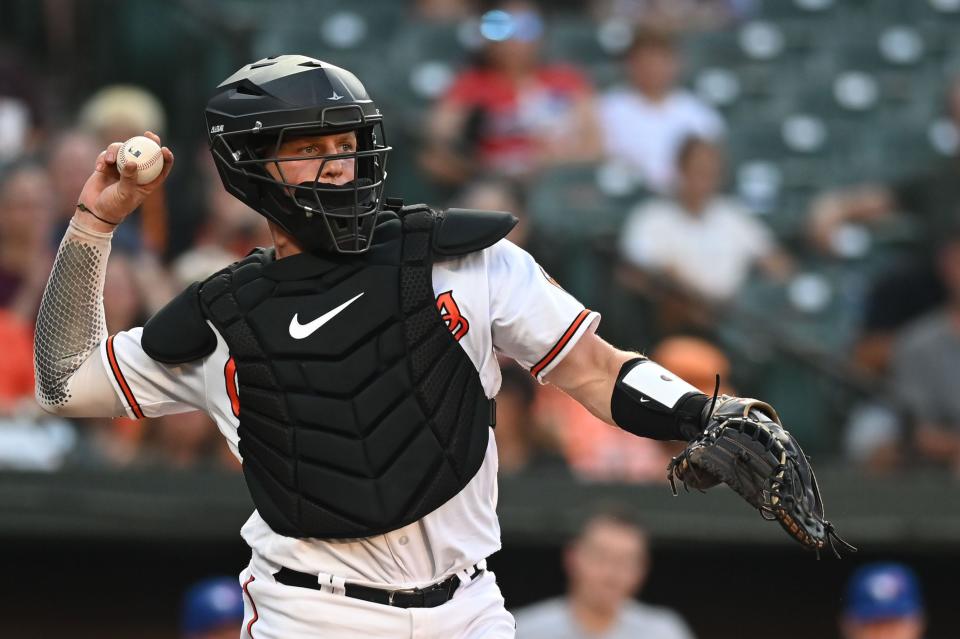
[844, 563, 923, 622]
[479, 10, 544, 42]
[181, 576, 245, 637]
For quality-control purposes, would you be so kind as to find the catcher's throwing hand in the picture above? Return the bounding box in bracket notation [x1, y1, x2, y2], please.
[75, 131, 174, 230]
[667, 394, 856, 558]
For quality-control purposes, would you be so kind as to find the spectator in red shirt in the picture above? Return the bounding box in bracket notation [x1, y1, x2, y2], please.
[422, 0, 602, 186]
[0, 163, 54, 321]
[0, 310, 35, 415]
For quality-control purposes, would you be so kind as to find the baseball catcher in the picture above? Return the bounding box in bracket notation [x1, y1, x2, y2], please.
[34, 52, 850, 638]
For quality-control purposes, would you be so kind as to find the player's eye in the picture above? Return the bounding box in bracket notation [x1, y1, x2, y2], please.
[340, 143, 354, 153]
[300, 145, 318, 155]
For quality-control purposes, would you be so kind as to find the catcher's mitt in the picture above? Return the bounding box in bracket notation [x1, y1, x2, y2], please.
[667, 394, 856, 558]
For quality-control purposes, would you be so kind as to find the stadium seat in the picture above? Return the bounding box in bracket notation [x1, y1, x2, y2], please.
[544, 18, 608, 66]
[528, 164, 626, 238]
[755, 0, 840, 21]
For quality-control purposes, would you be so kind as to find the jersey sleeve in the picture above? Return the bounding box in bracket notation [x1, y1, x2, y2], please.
[487, 240, 600, 381]
[99, 327, 208, 419]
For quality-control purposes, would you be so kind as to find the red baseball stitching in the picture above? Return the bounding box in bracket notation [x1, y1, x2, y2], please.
[119, 144, 162, 170]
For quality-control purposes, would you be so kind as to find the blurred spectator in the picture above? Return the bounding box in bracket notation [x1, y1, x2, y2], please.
[0, 309, 36, 416]
[415, 0, 477, 23]
[453, 178, 531, 247]
[78, 84, 166, 146]
[0, 45, 44, 163]
[598, 28, 724, 194]
[808, 75, 960, 254]
[513, 507, 694, 639]
[494, 361, 569, 476]
[891, 228, 960, 473]
[422, 1, 601, 186]
[0, 163, 55, 320]
[171, 178, 271, 288]
[149, 411, 238, 471]
[538, 383, 671, 483]
[48, 130, 101, 226]
[807, 76, 960, 374]
[78, 84, 170, 253]
[181, 576, 245, 639]
[619, 137, 792, 303]
[590, 0, 757, 31]
[545, 335, 730, 482]
[0, 240, 76, 471]
[104, 254, 148, 334]
[841, 563, 925, 639]
[843, 401, 902, 475]
[652, 335, 732, 394]
[66, 414, 145, 469]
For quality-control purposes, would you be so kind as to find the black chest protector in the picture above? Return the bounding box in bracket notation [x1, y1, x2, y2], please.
[143, 205, 516, 539]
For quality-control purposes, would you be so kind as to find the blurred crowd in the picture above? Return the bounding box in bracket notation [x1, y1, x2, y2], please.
[175, 509, 932, 639]
[510, 509, 932, 639]
[2, 0, 960, 480]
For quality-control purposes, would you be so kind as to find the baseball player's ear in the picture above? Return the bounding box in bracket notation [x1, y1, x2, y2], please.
[142, 282, 217, 364]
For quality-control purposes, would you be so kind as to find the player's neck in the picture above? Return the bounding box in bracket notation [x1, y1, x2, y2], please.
[269, 222, 304, 259]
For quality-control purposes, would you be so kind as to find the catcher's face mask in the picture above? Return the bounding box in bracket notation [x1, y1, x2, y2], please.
[214, 115, 390, 255]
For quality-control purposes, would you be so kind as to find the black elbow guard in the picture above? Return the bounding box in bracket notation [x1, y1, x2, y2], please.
[610, 358, 711, 442]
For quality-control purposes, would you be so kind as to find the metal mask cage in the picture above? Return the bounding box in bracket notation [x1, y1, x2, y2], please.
[212, 108, 391, 253]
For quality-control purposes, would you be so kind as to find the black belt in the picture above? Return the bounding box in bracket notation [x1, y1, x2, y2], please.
[273, 564, 484, 609]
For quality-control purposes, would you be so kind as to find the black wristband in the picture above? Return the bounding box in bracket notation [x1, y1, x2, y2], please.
[77, 202, 118, 226]
[610, 358, 711, 442]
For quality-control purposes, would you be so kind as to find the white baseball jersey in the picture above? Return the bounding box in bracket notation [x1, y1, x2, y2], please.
[100, 239, 599, 589]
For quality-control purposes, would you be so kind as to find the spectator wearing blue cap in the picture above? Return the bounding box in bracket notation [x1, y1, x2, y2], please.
[841, 563, 925, 639]
[181, 576, 246, 639]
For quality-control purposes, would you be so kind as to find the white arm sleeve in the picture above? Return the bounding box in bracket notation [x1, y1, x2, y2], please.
[35, 220, 210, 419]
[34, 220, 124, 417]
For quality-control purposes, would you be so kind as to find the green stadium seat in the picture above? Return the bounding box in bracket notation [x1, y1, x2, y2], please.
[544, 19, 608, 66]
[756, 0, 841, 21]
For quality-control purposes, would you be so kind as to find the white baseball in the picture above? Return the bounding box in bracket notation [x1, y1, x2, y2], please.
[117, 136, 164, 185]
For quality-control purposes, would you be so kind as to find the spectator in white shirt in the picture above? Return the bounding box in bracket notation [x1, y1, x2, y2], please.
[619, 137, 792, 303]
[598, 28, 725, 194]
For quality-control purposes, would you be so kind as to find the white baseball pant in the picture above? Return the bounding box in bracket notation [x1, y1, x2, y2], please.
[239, 555, 516, 639]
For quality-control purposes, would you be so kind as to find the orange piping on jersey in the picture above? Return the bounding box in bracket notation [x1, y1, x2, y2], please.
[106, 335, 145, 419]
[242, 574, 259, 637]
[531, 309, 592, 378]
[224, 357, 240, 418]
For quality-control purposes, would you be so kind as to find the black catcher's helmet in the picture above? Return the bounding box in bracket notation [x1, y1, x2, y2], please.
[205, 55, 391, 254]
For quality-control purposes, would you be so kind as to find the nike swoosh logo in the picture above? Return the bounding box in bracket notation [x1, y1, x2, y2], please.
[639, 397, 651, 403]
[288, 292, 364, 340]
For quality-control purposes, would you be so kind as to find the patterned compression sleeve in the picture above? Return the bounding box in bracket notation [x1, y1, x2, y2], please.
[34, 219, 114, 412]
